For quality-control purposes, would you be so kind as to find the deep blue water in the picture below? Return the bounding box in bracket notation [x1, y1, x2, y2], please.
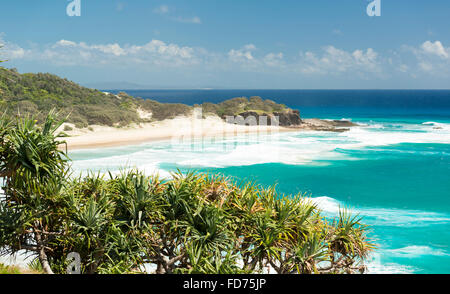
[78, 89, 450, 273]
[110, 89, 450, 109]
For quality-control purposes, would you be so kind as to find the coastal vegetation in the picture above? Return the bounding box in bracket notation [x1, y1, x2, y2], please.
[0, 67, 294, 128]
[0, 68, 142, 128]
[0, 262, 42, 274]
[0, 263, 22, 274]
[200, 96, 286, 117]
[0, 112, 374, 274]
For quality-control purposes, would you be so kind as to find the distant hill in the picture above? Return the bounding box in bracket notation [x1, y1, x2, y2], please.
[0, 67, 192, 128]
[0, 67, 297, 127]
[83, 81, 155, 90]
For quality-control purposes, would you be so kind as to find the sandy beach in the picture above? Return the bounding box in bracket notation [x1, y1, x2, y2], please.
[61, 113, 290, 150]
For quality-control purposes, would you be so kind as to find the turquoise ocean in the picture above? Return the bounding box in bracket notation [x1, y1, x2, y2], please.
[70, 90, 450, 274]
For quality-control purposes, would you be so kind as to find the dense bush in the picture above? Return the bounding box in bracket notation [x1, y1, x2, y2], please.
[140, 99, 192, 121]
[0, 67, 293, 128]
[0, 113, 374, 274]
[0, 68, 142, 126]
[201, 96, 287, 118]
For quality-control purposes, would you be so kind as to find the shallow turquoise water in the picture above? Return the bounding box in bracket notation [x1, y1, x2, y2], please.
[187, 143, 450, 274]
[70, 113, 450, 273]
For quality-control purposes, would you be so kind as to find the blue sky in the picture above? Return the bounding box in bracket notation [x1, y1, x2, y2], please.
[1, 0, 450, 89]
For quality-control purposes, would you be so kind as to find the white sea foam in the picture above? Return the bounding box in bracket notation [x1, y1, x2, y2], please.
[70, 148, 174, 179]
[310, 196, 342, 214]
[69, 120, 450, 230]
[69, 120, 450, 176]
[335, 124, 450, 150]
[365, 256, 417, 274]
[38, 120, 450, 274]
[311, 196, 450, 227]
[310, 196, 450, 273]
[385, 246, 449, 257]
[422, 121, 450, 131]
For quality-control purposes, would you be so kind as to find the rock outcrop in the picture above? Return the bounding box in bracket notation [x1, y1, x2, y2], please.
[230, 109, 302, 127]
[274, 110, 302, 126]
[225, 109, 358, 132]
[299, 119, 358, 132]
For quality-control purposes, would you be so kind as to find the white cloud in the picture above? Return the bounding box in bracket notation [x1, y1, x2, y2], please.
[352, 48, 379, 71]
[55, 40, 77, 47]
[128, 40, 195, 60]
[228, 44, 256, 62]
[226, 45, 287, 72]
[421, 41, 449, 59]
[3, 45, 26, 59]
[406, 40, 450, 76]
[1, 38, 383, 78]
[263, 52, 284, 67]
[0, 37, 28, 60]
[5, 34, 450, 85]
[93, 44, 127, 56]
[53, 40, 126, 57]
[298, 46, 381, 75]
[14, 39, 202, 68]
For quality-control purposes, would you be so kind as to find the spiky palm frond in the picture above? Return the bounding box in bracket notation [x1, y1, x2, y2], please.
[291, 234, 328, 274]
[183, 205, 232, 252]
[329, 208, 375, 259]
[1, 112, 375, 274]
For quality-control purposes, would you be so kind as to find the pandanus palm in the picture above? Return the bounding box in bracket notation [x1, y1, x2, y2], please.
[326, 208, 374, 273]
[1, 111, 375, 274]
[0, 111, 67, 274]
[181, 244, 247, 274]
[290, 234, 328, 274]
[183, 205, 231, 252]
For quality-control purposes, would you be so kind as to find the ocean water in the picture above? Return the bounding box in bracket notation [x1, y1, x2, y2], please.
[72, 90, 450, 274]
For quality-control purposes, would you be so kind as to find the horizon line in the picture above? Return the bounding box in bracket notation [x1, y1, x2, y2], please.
[97, 88, 450, 91]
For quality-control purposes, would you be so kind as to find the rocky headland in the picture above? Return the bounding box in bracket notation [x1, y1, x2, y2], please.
[229, 110, 358, 132]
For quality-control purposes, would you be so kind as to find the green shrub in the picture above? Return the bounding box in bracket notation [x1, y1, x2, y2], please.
[0, 263, 22, 274]
[140, 99, 192, 121]
[0, 68, 292, 128]
[0, 112, 375, 274]
[0, 68, 142, 127]
[75, 122, 88, 129]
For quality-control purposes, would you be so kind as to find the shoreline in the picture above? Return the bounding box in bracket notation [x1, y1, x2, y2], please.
[62, 115, 295, 151]
[61, 114, 357, 151]
[64, 127, 296, 151]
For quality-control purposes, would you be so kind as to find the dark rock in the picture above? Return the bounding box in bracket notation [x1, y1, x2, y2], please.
[298, 119, 359, 132]
[329, 120, 358, 127]
[273, 110, 302, 126]
[223, 110, 358, 132]
[227, 109, 302, 127]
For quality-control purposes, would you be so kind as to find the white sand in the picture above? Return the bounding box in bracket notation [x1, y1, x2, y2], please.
[61, 111, 288, 150]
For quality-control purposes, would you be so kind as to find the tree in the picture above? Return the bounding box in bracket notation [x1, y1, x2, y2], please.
[0, 111, 68, 274]
[0, 112, 375, 274]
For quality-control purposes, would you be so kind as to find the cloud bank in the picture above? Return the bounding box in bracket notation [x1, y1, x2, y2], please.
[2, 36, 450, 87]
